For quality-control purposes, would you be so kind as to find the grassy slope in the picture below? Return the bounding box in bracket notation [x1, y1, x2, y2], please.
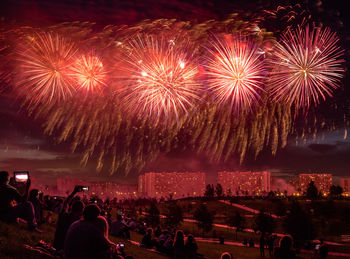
[2, 199, 350, 258]
[0, 221, 345, 259]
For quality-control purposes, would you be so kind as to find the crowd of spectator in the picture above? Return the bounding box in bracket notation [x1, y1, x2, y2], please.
[0, 171, 132, 259]
[0, 170, 330, 259]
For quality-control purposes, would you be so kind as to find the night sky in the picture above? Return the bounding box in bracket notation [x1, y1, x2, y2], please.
[0, 0, 349, 185]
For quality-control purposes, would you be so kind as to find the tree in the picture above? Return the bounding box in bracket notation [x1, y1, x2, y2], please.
[329, 185, 343, 199]
[145, 202, 160, 227]
[283, 201, 316, 242]
[226, 211, 245, 239]
[216, 184, 223, 198]
[204, 184, 215, 199]
[227, 188, 232, 198]
[306, 181, 318, 200]
[164, 202, 183, 228]
[254, 210, 276, 234]
[193, 204, 214, 234]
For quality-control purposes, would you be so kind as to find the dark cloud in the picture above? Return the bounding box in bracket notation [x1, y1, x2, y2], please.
[308, 143, 337, 153]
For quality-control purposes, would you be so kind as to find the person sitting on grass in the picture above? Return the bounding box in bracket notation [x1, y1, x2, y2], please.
[64, 204, 116, 259]
[156, 229, 170, 252]
[163, 234, 174, 254]
[154, 225, 162, 237]
[185, 234, 198, 259]
[220, 252, 233, 259]
[274, 235, 296, 259]
[110, 213, 130, 239]
[0, 171, 41, 232]
[53, 185, 85, 251]
[28, 189, 44, 225]
[141, 228, 157, 249]
[173, 230, 186, 258]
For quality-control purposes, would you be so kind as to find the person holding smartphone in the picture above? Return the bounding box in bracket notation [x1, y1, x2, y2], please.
[53, 185, 85, 251]
[0, 171, 41, 232]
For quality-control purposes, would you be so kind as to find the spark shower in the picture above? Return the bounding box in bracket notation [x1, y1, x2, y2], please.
[0, 17, 345, 175]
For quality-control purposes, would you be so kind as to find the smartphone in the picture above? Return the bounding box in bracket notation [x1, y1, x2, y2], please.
[118, 243, 125, 248]
[14, 171, 29, 183]
[315, 244, 320, 250]
[76, 185, 89, 191]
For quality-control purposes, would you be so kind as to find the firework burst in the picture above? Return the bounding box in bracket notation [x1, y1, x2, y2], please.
[14, 32, 78, 103]
[205, 35, 266, 112]
[120, 35, 201, 122]
[71, 53, 107, 93]
[268, 26, 344, 109]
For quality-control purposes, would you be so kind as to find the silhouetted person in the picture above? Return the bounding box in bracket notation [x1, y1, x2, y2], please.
[274, 235, 296, 259]
[0, 171, 40, 232]
[319, 239, 328, 259]
[185, 234, 198, 259]
[249, 238, 255, 247]
[220, 252, 233, 259]
[154, 225, 162, 237]
[64, 204, 116, 259]
[110, 214, 129, 238]
[163, 234, 174, 254]
[243, 238, 248, 247]
[141, 228, 155, 248]
[173, 230, 185, 258]
[260, 234, 265, 257]
[267, 235, 275, 257]
[53, 186, 85, 251]
[106, 211, 112, 226]
[156, 229, 170, 252]
[127, 218, 137, 230]
[28, 189, 44, 225]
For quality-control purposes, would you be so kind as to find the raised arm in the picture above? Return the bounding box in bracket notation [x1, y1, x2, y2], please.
[61, 185, 82, 213]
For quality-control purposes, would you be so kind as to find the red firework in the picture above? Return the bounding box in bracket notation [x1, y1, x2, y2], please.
[71, 53, 107, 93]
[120, 35, 201, 122]
[205, 34, 266, 112]
[14, 32, 78, 103]
[268, 26, 344, 109]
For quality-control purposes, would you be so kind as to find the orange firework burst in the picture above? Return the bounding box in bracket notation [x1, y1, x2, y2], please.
[268, 26, 344, 109]
[14, 32, 78, 103]
[71, 53, 107, 93]
[205, 35, 266, 112]
[120, 35, 201, 122]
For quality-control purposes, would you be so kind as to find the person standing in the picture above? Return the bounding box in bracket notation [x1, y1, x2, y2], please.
[260, 234, 266, 257]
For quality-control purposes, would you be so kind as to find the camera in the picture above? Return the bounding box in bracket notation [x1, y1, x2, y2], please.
[76, 185, 89, 192]
[14, 171, 29, 183]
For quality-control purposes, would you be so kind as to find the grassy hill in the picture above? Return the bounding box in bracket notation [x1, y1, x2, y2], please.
[1, 198, 350, 258]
